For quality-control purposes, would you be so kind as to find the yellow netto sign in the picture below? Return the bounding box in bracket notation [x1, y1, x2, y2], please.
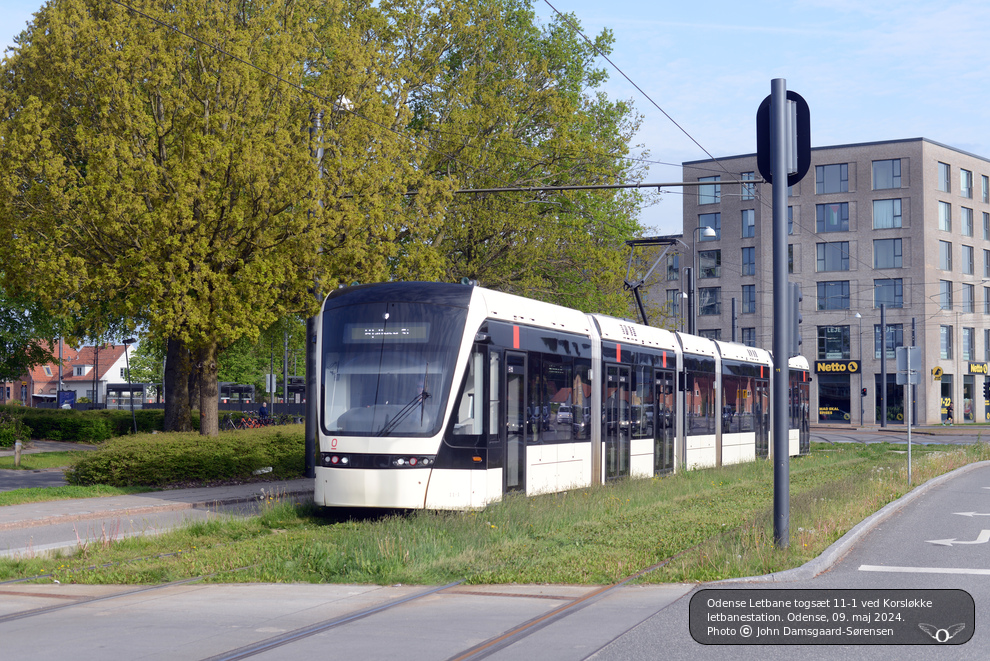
[969, 362, 989, 375]
[815, 360, 860, 374]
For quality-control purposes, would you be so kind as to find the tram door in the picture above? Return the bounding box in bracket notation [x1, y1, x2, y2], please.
[605, 365, 631, 480]
[655, 370, 675, 474]
[504, 352, 527, 493]
[755, 379, 770, 458]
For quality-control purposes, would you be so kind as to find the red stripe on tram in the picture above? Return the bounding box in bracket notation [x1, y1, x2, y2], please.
[513, 325, 520, 349]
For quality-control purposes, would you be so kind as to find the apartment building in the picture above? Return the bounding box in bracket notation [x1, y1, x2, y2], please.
[676, 138, 990, 426]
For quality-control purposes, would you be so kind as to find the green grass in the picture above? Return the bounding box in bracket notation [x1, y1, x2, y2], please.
[0, 485, 153, 507]
[2, 441, 988, 586]
[0, 451, 91, 471]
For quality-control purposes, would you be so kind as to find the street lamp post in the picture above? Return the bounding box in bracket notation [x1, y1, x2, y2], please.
[855, 312, 863, 426]
[122, 338, 137, 434]
[690, 225, 718, 335]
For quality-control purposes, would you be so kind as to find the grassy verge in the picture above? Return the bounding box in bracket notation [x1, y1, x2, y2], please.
[0, 485, 154, 507]
[0, 451, 92, 472]
[1, 441, 987, 586]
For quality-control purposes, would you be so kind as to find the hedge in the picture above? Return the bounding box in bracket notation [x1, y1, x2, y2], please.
[64, 428, 305, 487]
[0, 406, 200, 443]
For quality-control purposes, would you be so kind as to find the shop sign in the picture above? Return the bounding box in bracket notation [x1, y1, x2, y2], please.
[815, 360, 860, 374]
[969, 362, 989, 375]
[932, 366, 943, 381]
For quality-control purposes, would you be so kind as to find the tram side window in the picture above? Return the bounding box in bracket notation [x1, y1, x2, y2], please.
[631, 364, 654, 439]
[451, 346, 485, 437]
[573, 360, 592, 440]
[685, 357, 716, 436]
[721, 373, 756, 434]
[527, 353, 545, 442]
[542, 354, 574, 443]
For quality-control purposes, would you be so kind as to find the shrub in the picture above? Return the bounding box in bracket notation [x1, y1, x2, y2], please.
[64, 428, 305, 487]
[0, 410, 32, 448]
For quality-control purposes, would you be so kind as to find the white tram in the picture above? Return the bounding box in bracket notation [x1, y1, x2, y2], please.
[315, 281, 810, 510]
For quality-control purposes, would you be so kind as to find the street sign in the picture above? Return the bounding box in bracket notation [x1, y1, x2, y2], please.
[756, 90, 811, 186]
[895, 346, 922, 385]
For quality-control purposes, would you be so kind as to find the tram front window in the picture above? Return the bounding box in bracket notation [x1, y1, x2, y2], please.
[322, 301, 467, 437]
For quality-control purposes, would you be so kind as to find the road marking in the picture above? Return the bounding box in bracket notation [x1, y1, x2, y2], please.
[954, 512, 990, 517]
[860, 565, 990, 576]
[927, 529, 990, 547]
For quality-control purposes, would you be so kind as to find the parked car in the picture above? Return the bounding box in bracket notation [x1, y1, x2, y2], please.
[556, 405, 573, 424]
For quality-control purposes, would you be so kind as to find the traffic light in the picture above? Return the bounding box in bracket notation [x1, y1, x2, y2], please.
[862, 388, 867, 397]
[788, 282, 803, 357]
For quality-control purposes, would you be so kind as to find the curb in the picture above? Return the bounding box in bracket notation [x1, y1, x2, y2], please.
[716, 459, 990, 584]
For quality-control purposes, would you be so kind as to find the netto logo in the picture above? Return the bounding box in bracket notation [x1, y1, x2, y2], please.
[918, 623, 966, 643]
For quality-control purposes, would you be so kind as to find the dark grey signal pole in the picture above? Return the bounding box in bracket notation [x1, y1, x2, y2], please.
[770, 79, 791, 548]
[757, 79, 811, 548]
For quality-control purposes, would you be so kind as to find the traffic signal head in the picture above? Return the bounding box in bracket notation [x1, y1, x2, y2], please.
[862, 388, 867, 397]
[788, 282, 803, 357]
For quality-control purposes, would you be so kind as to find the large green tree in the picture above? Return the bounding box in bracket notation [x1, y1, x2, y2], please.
[385, 0, 653, 314]
[0, 0, 450, 433]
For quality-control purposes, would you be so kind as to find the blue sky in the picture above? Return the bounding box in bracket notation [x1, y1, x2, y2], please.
[5, 0, 990, 235]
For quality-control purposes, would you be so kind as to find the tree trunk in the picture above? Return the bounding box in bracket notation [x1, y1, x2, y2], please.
[164, 338, 193, 432]
[198, 342, 220, 436]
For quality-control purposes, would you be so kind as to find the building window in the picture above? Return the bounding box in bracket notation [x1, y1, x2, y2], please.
[699, 250, 721, 278]
[875, 278, 903, 308]
[741, 172, 755, 201]
[940, 280, 953, 310]
[963, 327, 976, 360]
[941, 325, 953, 359]
[874, 238, 902, 269]
[817, 281, 850, 310]
[816, 163, 848, 194]
[985, 250, 990, 278]
[699, 329, 721, 340]
[816, 203, 849, 232]
[667, 253, 679, 281]
[873, 159, 901, 190]
[984, 212, 990, 240]
[742, 285, 756, 313]
[699, 287, 721, 316]
[985, 287, 990, 315]
[741, 246, 755, 275]
[699, 176, 721, 204]
[43, 366, 52, 377]
[816, 242, 849, 272]
[741, 209, 755, 238]
[699, 213, 720, 241]
[788, 244, 794, 274]
[741, 328, 756, 347]
[939, 201, 951, 231]
[939, 241, 952, 271]
[872, 199, 902, 229]
[960, 169, 973, 198]
[666, 289, 681, 316]
[788, 206, 793, 235]
[817, 325, 851, 360]
[963, 245, 975, 275]
[962, 207, 974, 236]
[874, 323, 903, 359]
[986, 329, 990, 360]
[938, 162, 951, 192]
[983, 175, 989, 204]
[963, 283, 975, 313]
